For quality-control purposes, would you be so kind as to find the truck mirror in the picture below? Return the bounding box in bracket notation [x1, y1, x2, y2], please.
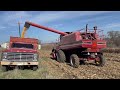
[1, 43, 9, 49]
[38, 44, 41, 50]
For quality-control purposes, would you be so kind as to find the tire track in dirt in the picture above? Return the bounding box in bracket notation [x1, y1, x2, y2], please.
[104, 53, 120, 62]
[41, 59, 79, 79]
[48, 60, 80, 79]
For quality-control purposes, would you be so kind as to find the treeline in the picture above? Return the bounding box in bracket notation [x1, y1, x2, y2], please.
[105, 31, 120, 48]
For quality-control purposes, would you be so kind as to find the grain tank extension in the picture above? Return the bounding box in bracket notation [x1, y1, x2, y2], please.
[22, 21, 107, 68]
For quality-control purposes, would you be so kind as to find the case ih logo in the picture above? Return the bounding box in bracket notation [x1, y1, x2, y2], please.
[92, 41, 97, 48]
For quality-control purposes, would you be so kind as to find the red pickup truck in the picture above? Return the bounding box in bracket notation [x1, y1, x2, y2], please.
[0, 37, 40, 71]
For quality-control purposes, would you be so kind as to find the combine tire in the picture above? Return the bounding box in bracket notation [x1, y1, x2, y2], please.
[70, 54, 79, 68]
[56, 50, 66, 63]
[95, 54, 105, 67]
[1, 66, 8, 72]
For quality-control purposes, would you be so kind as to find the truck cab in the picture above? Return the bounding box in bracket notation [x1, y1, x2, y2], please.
[0, 37, 40, 71]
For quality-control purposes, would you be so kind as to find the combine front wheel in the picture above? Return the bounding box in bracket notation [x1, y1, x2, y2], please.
[70, 54, 79, 68]
[95, 54, 105, 67]
[56, 50, 66, 63]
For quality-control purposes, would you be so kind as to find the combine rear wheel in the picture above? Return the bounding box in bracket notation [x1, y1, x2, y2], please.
[56, 50, 66, 63]
[70, 54, 79, 68]
[95, 54, 105, 66]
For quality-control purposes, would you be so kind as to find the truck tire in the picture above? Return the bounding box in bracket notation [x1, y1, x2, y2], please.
[95, 54, 105, 67]
[19, 66, 24, 70]
[70, 54, 79, 68]
[1, 66, 8, 72]
[56, 50, 66, 63]
[32, 66, 38, 71]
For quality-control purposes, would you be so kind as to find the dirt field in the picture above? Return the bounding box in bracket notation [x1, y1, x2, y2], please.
[38, 50, 120, 79]
[0, 47, 120, 79]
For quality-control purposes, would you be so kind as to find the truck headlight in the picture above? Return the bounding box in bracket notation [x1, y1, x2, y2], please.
[33, 54, 38, 61]
[2, 53, 8, 59]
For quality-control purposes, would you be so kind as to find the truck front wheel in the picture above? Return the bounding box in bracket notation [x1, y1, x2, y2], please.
[1, 66, 8, 72]
[19, 66, 24, 70]
[32, 65, 38, 71]
[95, 54, 105, 67]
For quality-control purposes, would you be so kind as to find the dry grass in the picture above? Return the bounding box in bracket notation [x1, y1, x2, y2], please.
[0, 57, 58, 79]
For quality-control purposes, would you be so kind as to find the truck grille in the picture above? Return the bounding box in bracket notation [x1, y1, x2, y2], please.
[6, 53, 35, 61]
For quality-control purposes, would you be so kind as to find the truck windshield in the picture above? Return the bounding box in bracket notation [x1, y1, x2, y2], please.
[11, 43, 33, 49]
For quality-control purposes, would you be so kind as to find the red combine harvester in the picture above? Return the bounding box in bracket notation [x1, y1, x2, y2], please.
[22, 21, 106, 68]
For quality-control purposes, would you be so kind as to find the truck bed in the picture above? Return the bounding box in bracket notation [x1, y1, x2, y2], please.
[10, 37, 38, 44]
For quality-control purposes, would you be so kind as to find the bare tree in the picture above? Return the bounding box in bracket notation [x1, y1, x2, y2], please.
[107, 31, 120, 47]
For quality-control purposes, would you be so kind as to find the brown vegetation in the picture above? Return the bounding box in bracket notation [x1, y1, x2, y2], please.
[102, 48, 120, 53]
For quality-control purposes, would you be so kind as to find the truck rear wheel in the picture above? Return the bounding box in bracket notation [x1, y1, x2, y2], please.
[56, 50, 66, 63]
[70, 54, 79, 68]
[1, 66, 8, 72]
[95, 54, 105, 66]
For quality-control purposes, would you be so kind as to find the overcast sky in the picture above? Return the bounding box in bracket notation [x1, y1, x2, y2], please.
[0, 11, 120, 44]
